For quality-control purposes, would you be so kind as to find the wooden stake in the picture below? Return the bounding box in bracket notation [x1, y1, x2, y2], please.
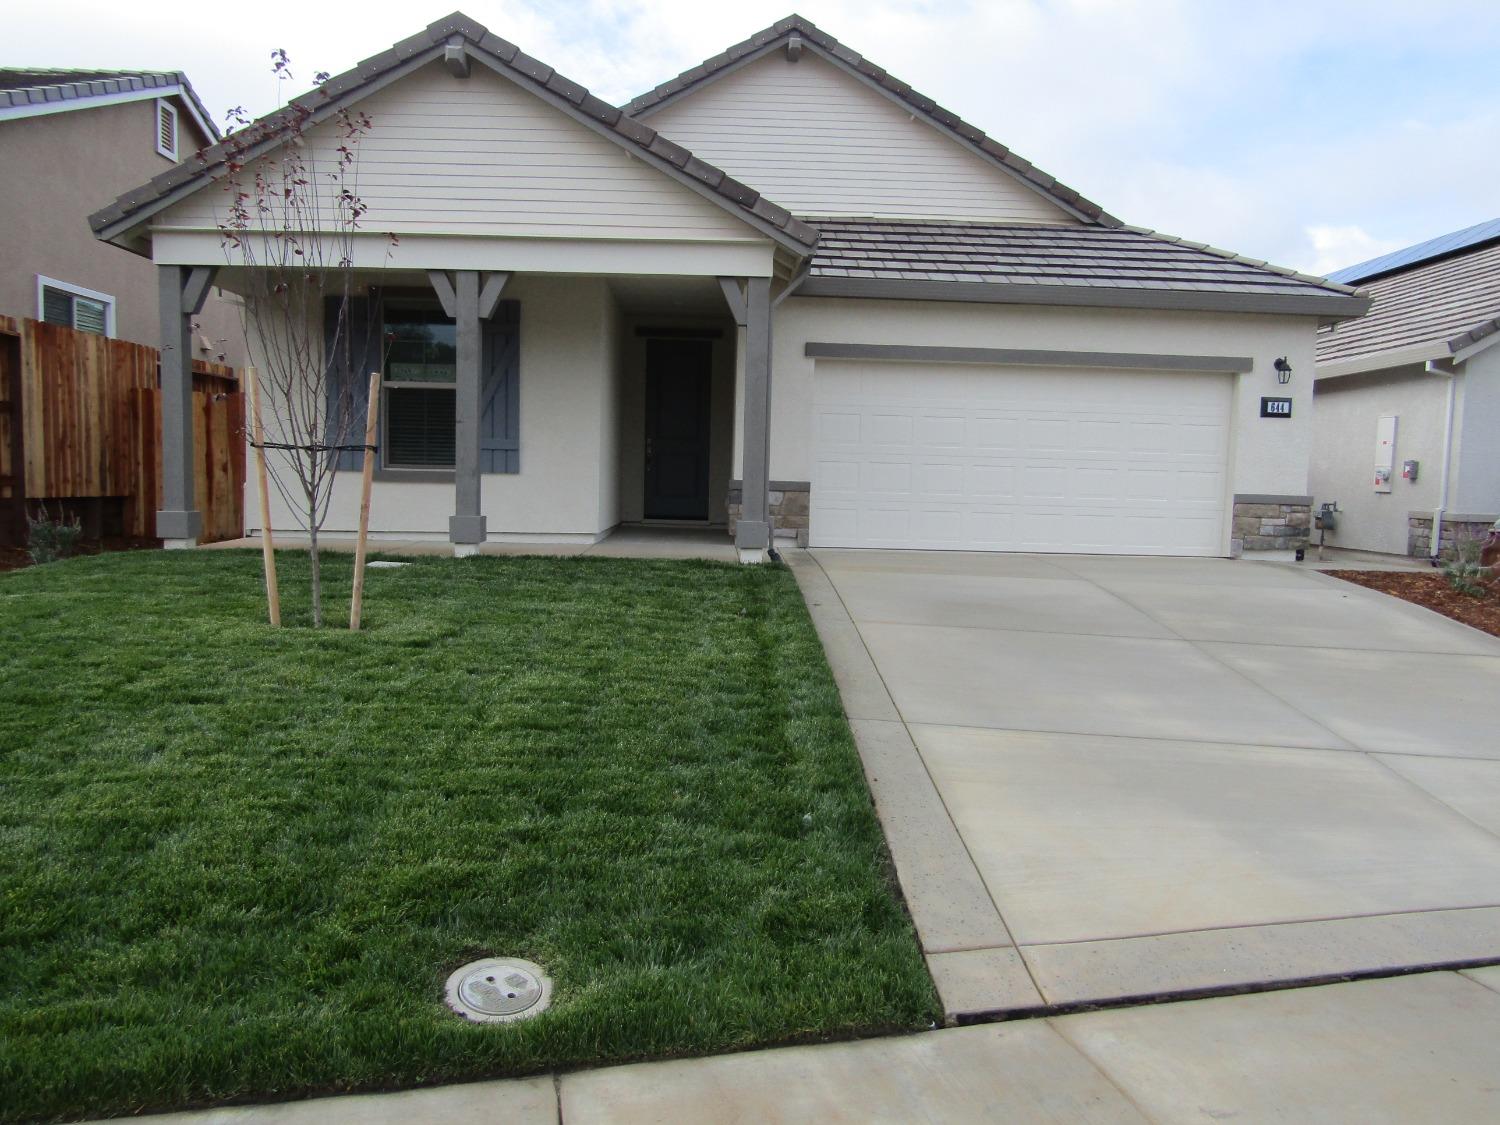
[349, 370, 381, 631]
[246, 365, 281, 627]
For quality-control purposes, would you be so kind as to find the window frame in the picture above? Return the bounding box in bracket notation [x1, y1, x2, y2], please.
[36, 275, 116, 337]
[380, 303, 458, 472]
[154, 98, 179, 160]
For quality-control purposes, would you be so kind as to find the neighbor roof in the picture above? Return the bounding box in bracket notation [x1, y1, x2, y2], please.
[1316, 235, 1500, 371]
[0, 67, 218, 140]
[88, 12, 817, 254]
[623, 14, 1120, 229]
[798, 220, 1369, 318]
[1327, 217, 1500, 285]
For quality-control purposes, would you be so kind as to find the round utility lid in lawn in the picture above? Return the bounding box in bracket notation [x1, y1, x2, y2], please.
[444, 957, 551, 1023]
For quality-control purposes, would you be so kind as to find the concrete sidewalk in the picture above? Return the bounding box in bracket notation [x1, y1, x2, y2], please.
[202, 525, 738, 561]
[127, 969, 1500, 1123]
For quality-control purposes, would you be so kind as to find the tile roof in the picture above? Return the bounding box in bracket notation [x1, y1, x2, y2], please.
[800, 219, 1367, 315]
[622, 14, 1120, 229]
[88, 12, 817, 253]
[1327, 217, 1500, 285]
[1316, 237, 1500, 367]
[0, 67, 218, 139]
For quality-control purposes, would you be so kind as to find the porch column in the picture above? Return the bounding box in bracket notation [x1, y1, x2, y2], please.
[431, 269, 511, 557]
[449, 270, 485, 555]
[156, 264, 216, 548]
[720, 276, 773, 563]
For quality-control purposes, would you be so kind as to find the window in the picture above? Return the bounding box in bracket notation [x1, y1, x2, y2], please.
[155, 98, 178, 160]
[382, 305, 456, 469]
[37, 276, 115, 336]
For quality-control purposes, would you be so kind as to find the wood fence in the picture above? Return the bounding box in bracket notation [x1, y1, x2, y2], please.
[0, 315, 243, 544]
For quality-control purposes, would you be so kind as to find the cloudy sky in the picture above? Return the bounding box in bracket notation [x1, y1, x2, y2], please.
[9, 0, 1498, 276]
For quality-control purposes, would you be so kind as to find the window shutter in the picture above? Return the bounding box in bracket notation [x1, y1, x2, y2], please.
[324, 291, 380, 470]
[479, 301, 520, 474]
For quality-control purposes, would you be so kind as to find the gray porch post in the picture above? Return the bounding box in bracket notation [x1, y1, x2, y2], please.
[734, 276, 774, 561]
[156, 264, 216, 548]
[449, 269, 485, 555]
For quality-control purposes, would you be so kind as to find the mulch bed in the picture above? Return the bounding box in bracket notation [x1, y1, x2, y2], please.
[0, 536, 158, 572]
[1331, 569, 1500, 638]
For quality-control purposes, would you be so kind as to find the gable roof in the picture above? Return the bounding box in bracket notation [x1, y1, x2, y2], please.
[802, 219, 1369, 318]
[88, 12, 817, 255]
[0, 68, 217, 140]
[1328, 217, 1500, 285]
[1316, 234, 1500, 372]
[623, 14, 1120, 229]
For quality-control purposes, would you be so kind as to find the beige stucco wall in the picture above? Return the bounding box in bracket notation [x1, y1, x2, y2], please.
[0, 98, 244, 364]
[765, 298, 1323, 523]
[247, 274, 624, 540]
[1309, 360, 1490, 555]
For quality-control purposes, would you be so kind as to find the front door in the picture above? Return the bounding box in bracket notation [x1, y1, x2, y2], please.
[644, 338, 712, 520]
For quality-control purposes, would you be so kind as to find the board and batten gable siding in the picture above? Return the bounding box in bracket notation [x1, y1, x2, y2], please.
[641, 50, 1078, 224]
[153, 62, 761, 243]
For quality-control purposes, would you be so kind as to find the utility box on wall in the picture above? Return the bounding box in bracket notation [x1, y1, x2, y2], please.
[1374, 415, 1397, 492]
[1402, 459, 1419, 482]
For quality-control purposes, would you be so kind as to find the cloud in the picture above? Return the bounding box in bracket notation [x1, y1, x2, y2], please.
[5, 0, 1498, 271]
[1300, 226, 1406, 277]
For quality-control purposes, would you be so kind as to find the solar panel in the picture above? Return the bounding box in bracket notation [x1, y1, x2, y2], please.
[1327, 217, 1500, 284]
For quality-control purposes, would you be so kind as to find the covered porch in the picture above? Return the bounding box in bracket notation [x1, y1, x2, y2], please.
[154, 263, 782, 562]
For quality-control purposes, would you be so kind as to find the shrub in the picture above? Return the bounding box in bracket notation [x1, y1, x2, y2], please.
[1442, 535, 1490, 598]
[25, 512, 84, 565]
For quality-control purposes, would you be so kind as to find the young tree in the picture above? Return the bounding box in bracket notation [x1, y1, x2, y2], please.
[217, 53, 378, 626]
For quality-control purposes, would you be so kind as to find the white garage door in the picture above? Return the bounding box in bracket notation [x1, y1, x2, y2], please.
[811, 361, 1232, 555]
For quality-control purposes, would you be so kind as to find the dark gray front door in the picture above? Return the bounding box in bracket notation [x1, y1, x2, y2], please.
[644, 338, 712, 520]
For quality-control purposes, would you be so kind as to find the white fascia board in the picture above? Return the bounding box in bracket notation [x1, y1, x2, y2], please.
[149, 229, 777, 278]
[1451, 331, 1500, 366]
[0, 85, 216, 144]
[1313, 341, 1448, 380]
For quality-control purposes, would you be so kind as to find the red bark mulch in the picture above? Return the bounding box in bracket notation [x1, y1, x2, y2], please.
[0, 537, 160, 573]
[1330, 569, 1500, 639]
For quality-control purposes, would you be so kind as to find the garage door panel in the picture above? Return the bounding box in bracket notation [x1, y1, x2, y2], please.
[812, 361, 1231, 555]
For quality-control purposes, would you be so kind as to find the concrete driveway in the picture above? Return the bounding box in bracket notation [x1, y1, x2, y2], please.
[789, 548, 1500, 1021]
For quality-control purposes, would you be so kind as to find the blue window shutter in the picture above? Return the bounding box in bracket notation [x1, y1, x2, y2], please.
[480, 300, 520, 474]
[324, 291, 380, 471]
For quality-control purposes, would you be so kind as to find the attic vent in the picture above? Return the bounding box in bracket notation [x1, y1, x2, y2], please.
[155, 99, 178, 160]
[786, 34, 803, 62]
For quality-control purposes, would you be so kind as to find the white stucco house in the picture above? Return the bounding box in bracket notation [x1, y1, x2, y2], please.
[90, 12, 1367, 561]
[1311, 218, 1500, 558]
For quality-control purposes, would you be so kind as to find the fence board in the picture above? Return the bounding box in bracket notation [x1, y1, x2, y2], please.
[2, 316, 243, 544]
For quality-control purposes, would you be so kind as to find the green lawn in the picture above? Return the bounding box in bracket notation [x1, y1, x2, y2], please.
[0, 550, 935, 1123]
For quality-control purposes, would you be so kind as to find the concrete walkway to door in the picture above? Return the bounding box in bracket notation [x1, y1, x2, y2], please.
[788, 547, 1500, 1021]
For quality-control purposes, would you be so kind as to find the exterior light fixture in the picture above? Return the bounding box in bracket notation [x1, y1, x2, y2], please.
[1274, 357, 1293, 384]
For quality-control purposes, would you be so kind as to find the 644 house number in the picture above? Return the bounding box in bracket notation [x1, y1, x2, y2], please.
[1260, 397, 1293, 418]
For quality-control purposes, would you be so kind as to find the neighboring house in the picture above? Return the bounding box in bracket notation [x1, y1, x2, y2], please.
[88, 13, 1366, 558]
[1312, 219, 1500, 557]
[0, 68, 242, 363]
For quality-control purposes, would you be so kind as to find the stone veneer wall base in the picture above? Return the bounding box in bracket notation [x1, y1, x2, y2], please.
[1407, 512, 1500, 560]
[1231, 494, 1311, 556]
[727, 480, 810, 543]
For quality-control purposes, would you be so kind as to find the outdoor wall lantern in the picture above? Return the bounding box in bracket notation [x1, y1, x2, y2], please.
[1274, 357, 1293, 384]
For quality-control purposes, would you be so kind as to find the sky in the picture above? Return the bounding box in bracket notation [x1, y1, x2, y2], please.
[8, 0, 1499, 276]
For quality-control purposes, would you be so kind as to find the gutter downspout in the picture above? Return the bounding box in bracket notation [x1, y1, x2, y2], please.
[1425, 359, 1459, 565]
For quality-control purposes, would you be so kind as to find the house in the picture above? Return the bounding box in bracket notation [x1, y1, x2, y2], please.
[1312, 218, 1500, 557]
[87, 13, 1367, 559]
[0, 67, 241, 362]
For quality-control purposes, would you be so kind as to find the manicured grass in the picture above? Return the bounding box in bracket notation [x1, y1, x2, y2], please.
[0, 550, 935, 1123]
